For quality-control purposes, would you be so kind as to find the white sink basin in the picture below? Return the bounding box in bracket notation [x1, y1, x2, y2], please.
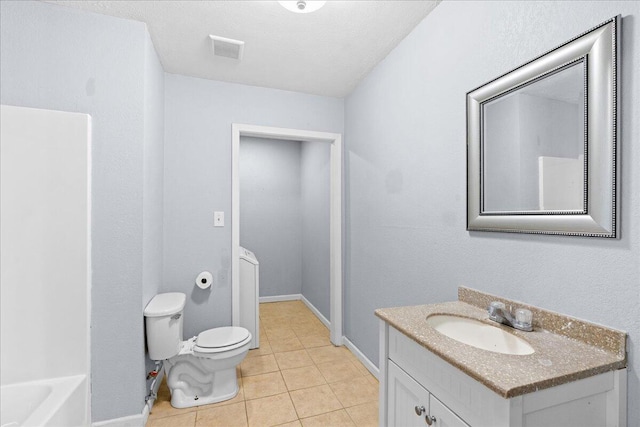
[426, 314, 535, 355]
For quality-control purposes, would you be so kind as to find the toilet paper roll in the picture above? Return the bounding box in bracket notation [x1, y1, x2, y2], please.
[196, 271, 213, 289]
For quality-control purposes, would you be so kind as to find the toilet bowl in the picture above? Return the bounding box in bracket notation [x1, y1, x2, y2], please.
[144, 293, 252, 409]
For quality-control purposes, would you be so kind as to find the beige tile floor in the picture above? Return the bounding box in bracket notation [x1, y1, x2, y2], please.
[147, 300, 379, 427]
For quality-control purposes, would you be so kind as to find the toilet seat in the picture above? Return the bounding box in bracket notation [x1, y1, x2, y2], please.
[194, 327, 251, 354]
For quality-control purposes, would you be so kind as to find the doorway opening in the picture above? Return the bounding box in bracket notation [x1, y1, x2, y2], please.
[231, 124, 343, 345]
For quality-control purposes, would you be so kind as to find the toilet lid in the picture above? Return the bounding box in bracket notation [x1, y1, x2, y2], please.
[196, 327, 250, 349]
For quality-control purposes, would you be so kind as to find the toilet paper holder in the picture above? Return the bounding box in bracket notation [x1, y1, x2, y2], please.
[196, 271, 213, 289]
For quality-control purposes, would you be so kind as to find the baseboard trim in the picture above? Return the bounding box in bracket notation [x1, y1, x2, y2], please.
[93, 367, 164, 427]
[258, 294, 331, 330]
[300, 295, 330, 329]
[259, 294, 302, 303]
[343, 336, 379, 379]
[92, 413, 143, 427]
[96, 298, 377, 427]
[259, 295, 377, 379]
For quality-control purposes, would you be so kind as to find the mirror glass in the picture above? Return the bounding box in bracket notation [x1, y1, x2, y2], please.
[481, 60, 585, 213]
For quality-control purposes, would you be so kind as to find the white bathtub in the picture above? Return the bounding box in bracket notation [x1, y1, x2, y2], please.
[0, 375, 88, 427]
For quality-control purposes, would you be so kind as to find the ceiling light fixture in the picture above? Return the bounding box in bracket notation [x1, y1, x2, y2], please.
[278, 1, 326, 14]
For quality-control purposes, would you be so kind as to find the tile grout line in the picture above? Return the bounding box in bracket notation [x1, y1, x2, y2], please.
[150, 300, 377, 426]
[287, 390, 302, 423]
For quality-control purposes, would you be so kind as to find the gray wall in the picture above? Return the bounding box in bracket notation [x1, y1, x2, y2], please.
[143, 31, 165, 311]
[344, 1, 640, 424]
[301, 141, 331, 319]
[240, 137, 302, 297]
[142, 30, 166, 389]
[239, 137, 331, 317]
[0, 1, 164, 421]
[163, 74, 344, 339]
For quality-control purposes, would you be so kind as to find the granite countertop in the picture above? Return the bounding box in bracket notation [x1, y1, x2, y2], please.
[375, 288, 627, 399]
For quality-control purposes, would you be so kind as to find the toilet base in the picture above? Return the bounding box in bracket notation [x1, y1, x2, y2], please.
[170, 385, 238, 409]
[169, 368, 239, 408]
[164, 342, 248, 409]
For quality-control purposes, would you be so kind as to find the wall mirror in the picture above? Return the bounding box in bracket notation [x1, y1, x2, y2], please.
[467, 16, 620, 237]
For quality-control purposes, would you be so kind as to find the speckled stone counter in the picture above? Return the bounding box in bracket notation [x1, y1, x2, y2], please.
[374, 287, 627, 398]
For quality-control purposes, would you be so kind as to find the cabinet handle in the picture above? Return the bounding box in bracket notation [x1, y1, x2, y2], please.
[425, 415, 437, 425]
[414, 405, 426, 416]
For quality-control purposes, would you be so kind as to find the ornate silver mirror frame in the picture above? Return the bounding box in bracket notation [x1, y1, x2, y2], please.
[467, 16, 620, 237]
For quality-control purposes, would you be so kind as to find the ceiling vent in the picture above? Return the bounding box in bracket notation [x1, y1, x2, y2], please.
[209, 35, 245, 60]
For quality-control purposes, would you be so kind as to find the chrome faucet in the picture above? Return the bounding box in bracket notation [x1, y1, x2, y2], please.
[487, 301, 533, 332]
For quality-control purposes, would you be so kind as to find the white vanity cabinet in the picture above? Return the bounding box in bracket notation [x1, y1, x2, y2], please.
[379, 321, 627, 427]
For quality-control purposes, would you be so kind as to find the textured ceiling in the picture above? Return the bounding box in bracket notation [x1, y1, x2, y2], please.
[46, 1, 440, 97]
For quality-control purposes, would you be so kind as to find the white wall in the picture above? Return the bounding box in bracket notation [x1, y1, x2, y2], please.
[344, 2, 639, 425]
[0, 106, 90, 391]
[163, 74, 343, 338]
[0, 1, 164, 422]
[301, 141, 331, 319]
[240, 137, 303, 297]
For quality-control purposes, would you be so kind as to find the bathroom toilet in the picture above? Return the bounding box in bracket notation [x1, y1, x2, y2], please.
[144, 292, 252, 409]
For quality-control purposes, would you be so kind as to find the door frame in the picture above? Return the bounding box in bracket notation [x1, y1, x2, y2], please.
[231, 123, 343, 345]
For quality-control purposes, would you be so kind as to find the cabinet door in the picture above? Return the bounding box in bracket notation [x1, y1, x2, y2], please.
[387, 361, 431, 427]
[430, 395, 470, 427]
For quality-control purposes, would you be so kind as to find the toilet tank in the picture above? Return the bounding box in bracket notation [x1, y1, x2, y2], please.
[144, 293, 186, 360]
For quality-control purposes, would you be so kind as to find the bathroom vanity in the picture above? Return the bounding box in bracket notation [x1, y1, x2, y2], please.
[376, 288, 627, 427]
